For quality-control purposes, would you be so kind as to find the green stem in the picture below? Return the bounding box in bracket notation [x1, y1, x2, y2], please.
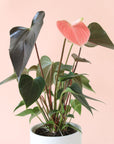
[36, 101, 48, 122]
[40, 97, 50, 120]
[54, 38, 66, 110]
[65, 43, 73, 65]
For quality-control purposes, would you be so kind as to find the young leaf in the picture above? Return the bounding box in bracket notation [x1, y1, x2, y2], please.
[58, 72, 79, 81]
[70, 99, 82, 115]
[16, 109, 34, 116]
[80, 75, 95, 92]
[29, 107, 41, 123]
[19, 74, 45, 107]
[0, 73, 17, 85]
[9, 11, 45, 77]
[37, 56, 53, 86]
[85, 22, 114, 49]
[72, 53, 91, 64]
[14, 100, 25, 112]
[17, 107, 40, 117]
[67, 114, 74, 118]
[28, 65, 37, 72]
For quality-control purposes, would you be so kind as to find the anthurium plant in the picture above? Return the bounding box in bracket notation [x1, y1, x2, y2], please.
[0, 11, 114, 136]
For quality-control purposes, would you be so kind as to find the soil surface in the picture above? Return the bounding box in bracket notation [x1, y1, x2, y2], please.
[35, 126, 76, 136]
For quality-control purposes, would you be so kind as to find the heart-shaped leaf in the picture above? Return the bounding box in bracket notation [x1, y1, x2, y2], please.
[85, 22, 114, 49]
[19, 74, 45, 107]
[72, 53, 91, 63]
[9, 11, 45, 77]
[57, 19, 90, 46]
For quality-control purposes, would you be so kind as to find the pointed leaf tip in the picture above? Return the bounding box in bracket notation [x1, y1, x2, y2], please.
[9, 11, 45, 77]
[86, 22, 114, 49]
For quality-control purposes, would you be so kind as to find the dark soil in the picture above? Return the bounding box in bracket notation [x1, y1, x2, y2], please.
[35, 126, 76, 136]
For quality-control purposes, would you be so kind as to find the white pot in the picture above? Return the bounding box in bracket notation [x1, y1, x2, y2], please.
[30, 123, 81, 144]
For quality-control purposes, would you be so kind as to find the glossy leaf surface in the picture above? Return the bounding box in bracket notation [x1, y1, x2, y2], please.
[85, 22, 114, 49]
[9, 11, 45, 77]
[19, 74, 45, 107]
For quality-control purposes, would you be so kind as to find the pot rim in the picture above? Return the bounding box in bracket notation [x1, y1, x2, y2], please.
[30, 123, 81, 138]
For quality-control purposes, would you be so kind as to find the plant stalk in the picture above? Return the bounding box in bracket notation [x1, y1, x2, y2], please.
[54, 38, 66, 110]
[35, 43, 51, 110]
[36, 101, 48, 122]
[65, 43, 73, 65]
[72, 47, 82, 73]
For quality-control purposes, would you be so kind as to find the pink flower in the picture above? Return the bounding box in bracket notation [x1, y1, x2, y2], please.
[57, 18, 90, 46]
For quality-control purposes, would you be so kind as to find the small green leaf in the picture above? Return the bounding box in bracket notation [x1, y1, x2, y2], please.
[72, 53, 91, 64]
[0, 73, 17, 85]
[14, 100, 25, 112]
[70, 99, 82, 115]
[29, 107, 41, 123]
[67, 114, 74, 118]
[17, 109, 33, 116]
[80, 75, 95, 92]
[28, 65, 37, 72]
[85, 22, 114, 49]
[19, 74, 45, 107]
[17, 107, 40, 117]
[58, 72, 79, 81]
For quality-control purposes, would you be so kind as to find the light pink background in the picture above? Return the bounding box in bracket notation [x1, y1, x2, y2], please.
[0, 0, 114, 144]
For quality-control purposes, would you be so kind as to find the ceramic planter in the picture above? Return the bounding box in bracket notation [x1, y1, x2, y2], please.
[30, 123, 81, 144]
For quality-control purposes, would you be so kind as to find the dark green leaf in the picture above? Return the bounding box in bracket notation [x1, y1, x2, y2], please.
[85, 22, 114, 49]
[72, 53, 91, 64]
[84, 95, 103, 103]
[70, 99, 82, 115]
[67, 114, 74, 118]
[14, 100, 25, 112]
[9, 11, 45, 77]
[19, 74, 45, 107]
[54, 62, 72, 72]
[80, 75, 95, 92]
[70, 83, 92, 114]
[58, 72, 79, 81]
[57, 88, 64, 99]
[0, 73, 17, 85]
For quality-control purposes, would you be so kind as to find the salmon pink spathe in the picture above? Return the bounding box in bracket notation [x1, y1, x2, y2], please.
[57, 19, 90, 46]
